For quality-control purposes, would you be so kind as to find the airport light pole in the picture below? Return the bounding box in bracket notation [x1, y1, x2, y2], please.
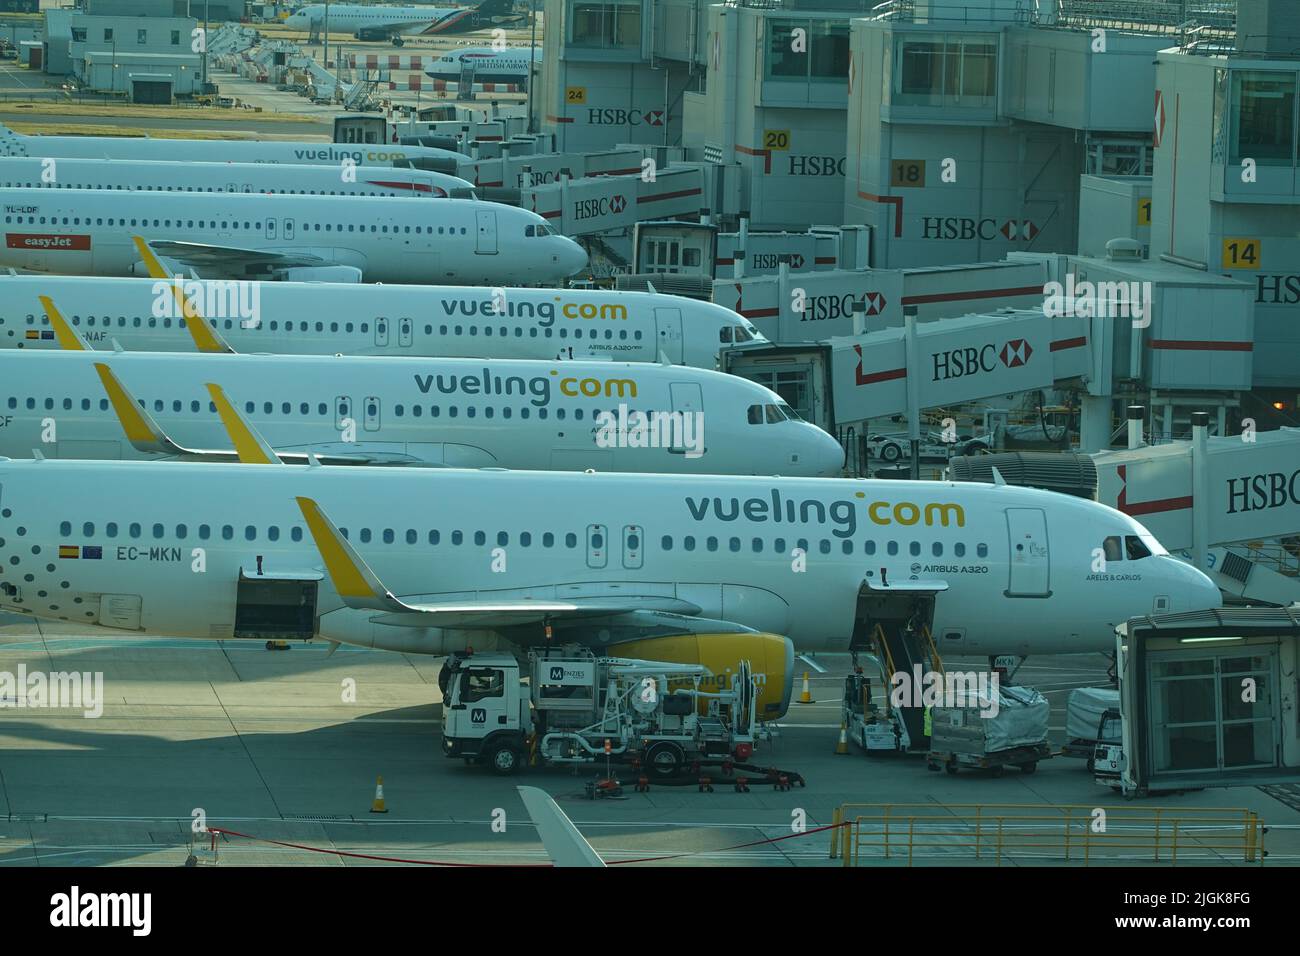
[526, 1, 537, 132]
[201, 0, 210, 92]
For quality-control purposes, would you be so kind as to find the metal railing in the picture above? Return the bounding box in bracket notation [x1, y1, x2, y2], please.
[830, 803, 1266, 866]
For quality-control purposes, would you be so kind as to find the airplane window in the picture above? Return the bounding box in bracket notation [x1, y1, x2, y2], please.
[291, 528, 302, 543]
[44, 398, 54, 410]
[301, 404, 309, 415]
[497, 532, 509, 547]
[176, 525, 187, 540]
[268, 527, 279, 542]
[191, 401, 200, 413]
[451, 531, 463, 545]
[1102, 536, 1123, 562]
[566, 533, 578, 548]
[752, 538, 764, 553]
[765, 404, 785, 423]
[955, 543, 966, 557]
[412, 406, 422, 418]
[543, 533, 555, 548]
[5, 399, 13, 410]
[910, 542, 921, 556]
[428, 531, 440, 545]
[865, 540, 876, 555]
[520, 533, 532, 547]
[395, 405, 404, 417]
[842, 541, 854, 555]
[199, 525, 210, 540]
[83, 522, 95, 536]
[449, 407, 458, 418]
[819, 540, 831, 554]
[887, 541, 898, 555]
[977, 544, 988, 557]
[245, 402, 254, 413]
[776, 537, 787, 553]
[474, 531, 486, 546]
[406, 530, 417, 545]
[683, 536, 695, 552]
[130, 523, 142, 538]
[467, 407, 477, 419]
[106, 523, 117, 538]
[729, 537, 741, 553]
[383, 530, 394, 544]
[244, 527, 256, 541]
[264, 403, 273, 414]
[222, 526, 233, 540]
[747, 404, 763, 425]
[933, 542, 943, 556]
[797, 538, 810, 552]
[484, 408, 495, 420]
[63, 399, 72, 411]
[60, 521, 71, 536]
[720, 327, 733, 343]
[1125, 535, 1152, 560]
[360, 529, 371, 543]
[431, 407, 440, 418]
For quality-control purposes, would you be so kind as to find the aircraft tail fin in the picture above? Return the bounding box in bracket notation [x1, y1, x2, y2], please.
[39, 295, 92, 351]
[130, 236, 237, 355]
[93, 363, 189, 457]
[205, 383, 283, 465]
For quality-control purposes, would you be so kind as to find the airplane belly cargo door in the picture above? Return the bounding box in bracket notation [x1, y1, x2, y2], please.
[475, 211, 498, 254]
[1005, 507, 1051, 597]
[234, 569, 321, 641]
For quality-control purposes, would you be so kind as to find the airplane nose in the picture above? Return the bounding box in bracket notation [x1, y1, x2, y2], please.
[557, 239, 587, 277]
[811, 427, 846, 477]
[1170, 556, 1223, 613]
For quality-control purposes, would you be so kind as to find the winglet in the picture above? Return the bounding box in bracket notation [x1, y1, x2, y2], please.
[295, 496, 403, 611]
[516, 786, 605, 867]
[206, 383, 282, 465]
[39, 295, 91, 351]
[93, 362, 184, 455]
[132, 236, 236, 355]
[990, 466, 1007, 486]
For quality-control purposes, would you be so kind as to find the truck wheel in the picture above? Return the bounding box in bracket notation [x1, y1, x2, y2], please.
[1021, 762, 1038, 774]
[644, 742, 685, 779]
[1085, 757, 1095, 774]
[486, 741, 522, 776]
[881, 443, 902, 463]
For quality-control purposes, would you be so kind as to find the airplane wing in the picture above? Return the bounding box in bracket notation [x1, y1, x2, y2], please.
[516, 786, 605, 868]
[143, 239, 329, 277]
[40, 295, 93, 351]
[295, 496, 755, 633]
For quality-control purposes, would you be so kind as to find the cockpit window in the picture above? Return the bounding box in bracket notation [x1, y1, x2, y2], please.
[1102, 536, 1123, 562]
[1125, 535, 1152, 560]
[720, 327, 733, 343]
[734, 326, 753, 343]
[747, 404, 764, 425]
[765, 404, 786, 423]
[525, 224, 557, 238]
[777, 402, 803, 422]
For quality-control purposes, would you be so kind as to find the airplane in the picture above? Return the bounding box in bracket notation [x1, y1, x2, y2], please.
[0, 458, 1222, 718]
[287, 1, 526, 45]
[0, 123, 467, 172]
[428, 47, 540, 86]
[0, 347, 845, 476]
[0, 188, 588, 284]
[0, 274, 765, 368]
[0, 157, 475, 199]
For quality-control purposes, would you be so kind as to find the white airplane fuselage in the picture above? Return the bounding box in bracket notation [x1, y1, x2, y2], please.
[0, 157, 474, 199]
[0, 275, 764, 368]
[0, 351, 844, 476]
[0, 461, 1223, 658]
[0, 189, 587, 284]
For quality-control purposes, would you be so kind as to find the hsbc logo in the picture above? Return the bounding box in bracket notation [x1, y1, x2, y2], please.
[586, 108, 664, 127]
[921, 217, 1039, 241]
[752, 253, 805, 270]
[932, 340, 1034, 381]
[573, 195, 627, 221]
[1000, 338, 1032, 368]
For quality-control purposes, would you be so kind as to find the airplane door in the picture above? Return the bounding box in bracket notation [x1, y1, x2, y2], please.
[375, 316, 390, 347]
[1005, 508, 1050, 597]
[399, 317, 413, 347]
[266, 218, 277, 240]
[668, 382, 703, 456]
[622, 525, 643, 569]
[475, 211, 498, 254]
[285, 218, 295, 240]
[363, 396, 381, 432]
[586, 524, 608, 569]
[654, 308, 684, 363]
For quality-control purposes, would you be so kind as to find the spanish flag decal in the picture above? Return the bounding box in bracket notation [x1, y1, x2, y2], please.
[58, 545, 80, 559]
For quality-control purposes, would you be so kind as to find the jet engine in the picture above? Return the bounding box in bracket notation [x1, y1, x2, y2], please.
[609, 632, 795, 720]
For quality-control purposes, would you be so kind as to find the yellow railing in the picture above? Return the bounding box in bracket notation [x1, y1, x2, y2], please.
[829, 803, 1264, 866]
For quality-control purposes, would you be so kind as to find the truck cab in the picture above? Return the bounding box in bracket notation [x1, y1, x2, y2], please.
[441, 655, 531, 774]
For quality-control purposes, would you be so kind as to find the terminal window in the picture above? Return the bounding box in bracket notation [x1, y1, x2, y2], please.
[766, 20, 849, 82]
[895, 36, 996, 107]
[568, 1, 640, 48]
[1228, 71, 1296, 166]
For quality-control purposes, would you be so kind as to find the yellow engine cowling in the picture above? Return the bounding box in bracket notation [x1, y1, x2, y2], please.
[609, 633, 795, 720]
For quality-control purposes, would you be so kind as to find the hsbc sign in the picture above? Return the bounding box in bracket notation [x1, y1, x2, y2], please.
[931, 339, 1034, 381]
[587, 108, 664, 127]
[574, 194, 628, 221]
[921, 217, 1039, 241]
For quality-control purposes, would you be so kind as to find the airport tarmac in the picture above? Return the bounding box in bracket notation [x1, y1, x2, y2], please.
[1, 612, 1296, 867]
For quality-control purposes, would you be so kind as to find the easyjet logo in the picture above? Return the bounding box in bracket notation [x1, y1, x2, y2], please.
[6, 234, 91, 250]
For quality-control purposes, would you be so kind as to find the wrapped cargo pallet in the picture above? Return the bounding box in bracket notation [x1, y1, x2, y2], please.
[1066, 687, 1120, 744]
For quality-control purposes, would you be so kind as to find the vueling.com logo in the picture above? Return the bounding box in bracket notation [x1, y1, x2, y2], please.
[413, 368, 638, 406]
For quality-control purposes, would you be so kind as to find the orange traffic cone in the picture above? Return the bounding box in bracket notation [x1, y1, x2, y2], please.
[370, 775, 388, 813]
[835, 722, 849, 755]
[798, 672, 813, 704]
